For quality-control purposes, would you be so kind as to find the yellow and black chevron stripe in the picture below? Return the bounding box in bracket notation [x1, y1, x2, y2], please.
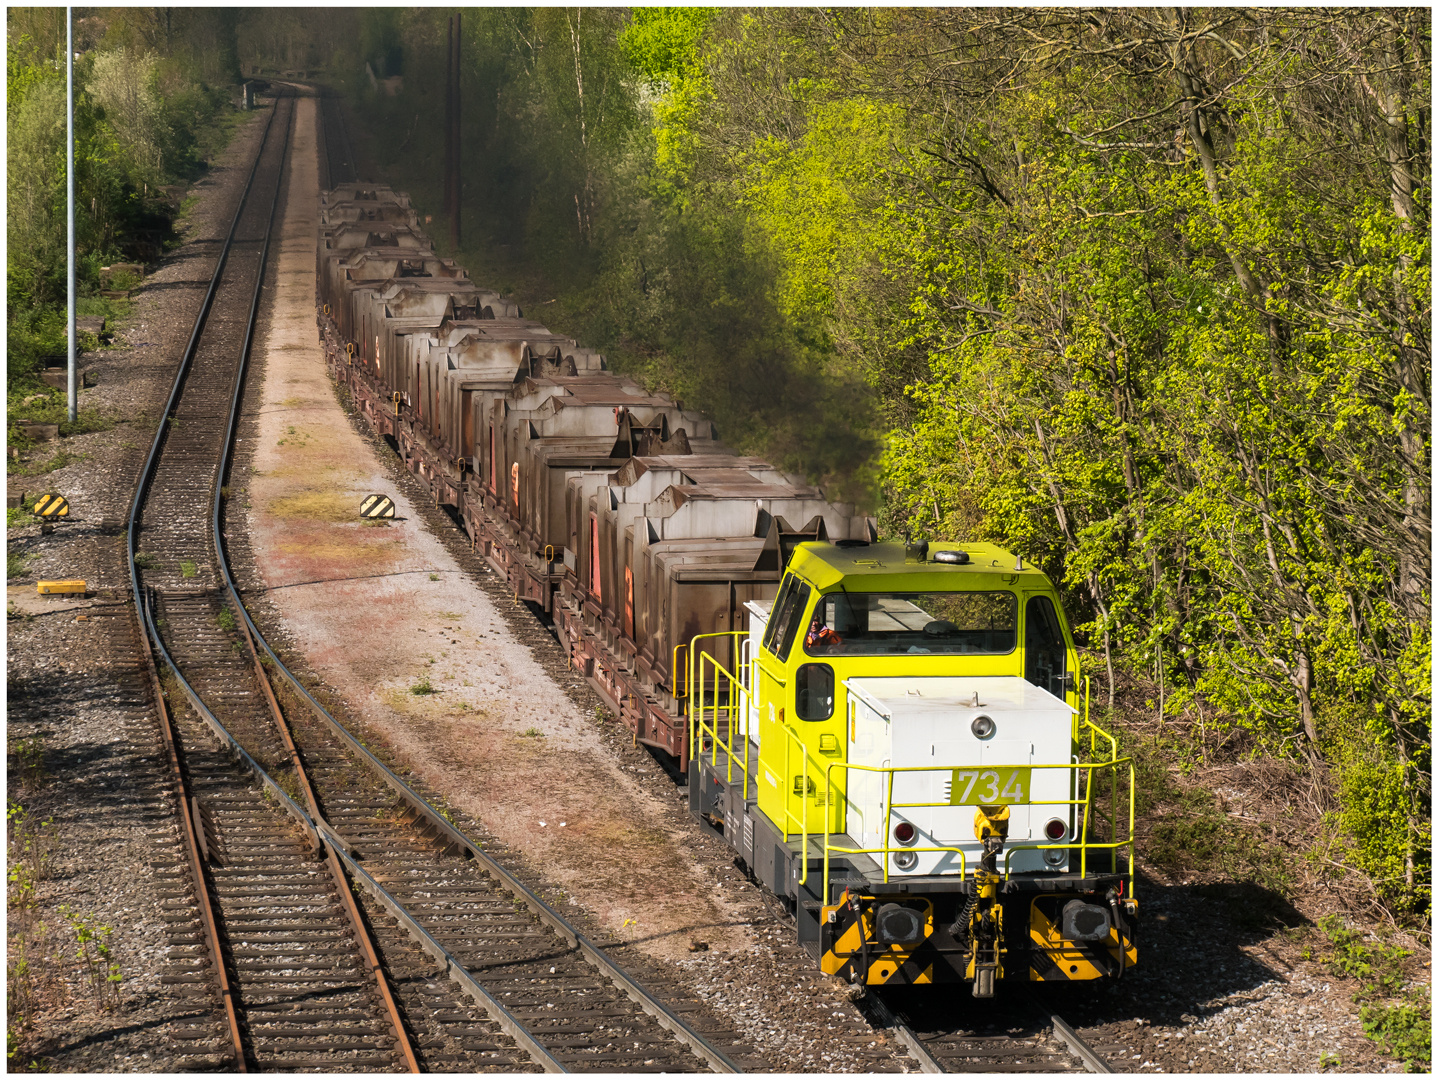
[1028, 897, 1138, 981]
[32, 493, 69, 518]
[819, 891, 941, 986]
[359, 493, 396, 518]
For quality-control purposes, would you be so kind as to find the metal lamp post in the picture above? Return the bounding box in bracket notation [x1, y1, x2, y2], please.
[67, 6, 77, 424]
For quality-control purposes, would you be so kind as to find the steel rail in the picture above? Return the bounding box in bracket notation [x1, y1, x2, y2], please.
[144, 591, 564, 1073]
[870, 991, 1112, 1074]
[119, 87, 556, 1075]
[119, 94, 286, 1071]
[124, 96, 280, 613]
[218, 569, 742, 1073]
[212, 97, 421, 1074]
[1028, 996, 1113, 1074]
[235, 609, 420, 1071]
[133, 603, 248, 1070]
[867, 993, 942, 1073]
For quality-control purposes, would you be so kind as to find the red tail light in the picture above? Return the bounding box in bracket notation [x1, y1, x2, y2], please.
[1044, 818, 1067, 841]
[893, 821, 917, 845]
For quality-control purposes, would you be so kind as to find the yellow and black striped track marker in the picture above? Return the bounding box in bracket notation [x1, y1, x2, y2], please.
[32, 493, 69, 519]
[359, 494, 396, 519]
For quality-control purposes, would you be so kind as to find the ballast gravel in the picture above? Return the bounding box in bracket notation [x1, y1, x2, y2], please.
[6, 109, 273, 1072]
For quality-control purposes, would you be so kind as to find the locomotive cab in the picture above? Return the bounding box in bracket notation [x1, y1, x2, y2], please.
[686, 540, 1137, 996]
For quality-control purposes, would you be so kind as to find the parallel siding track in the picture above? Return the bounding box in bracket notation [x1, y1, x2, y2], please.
[124, 87, 739, 1073]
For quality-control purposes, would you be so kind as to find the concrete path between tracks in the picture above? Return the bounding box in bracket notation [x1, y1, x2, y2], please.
[243, 94, 751, 963]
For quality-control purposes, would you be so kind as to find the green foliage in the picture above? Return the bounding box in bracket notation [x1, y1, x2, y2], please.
[6, 803, 54, 910]
[178, 559, 197, 579]
[1318, 914, 1411, 994]
[619, 8, 717, 87]
[8, 17, 242, 395]
[8, 386, 117, 452]
[1361, 995, 1431, 1071]
[1319, 914, 1430, 1069]
[295, 8, 1428, 916]
[1335, 749, 1431, 915]
[214, 607, 236, 632]
[57, 905, 120, 1009]
[410, 674, 434, 696]
[10, 737, 45, 790]
[7, 554, 31, 580]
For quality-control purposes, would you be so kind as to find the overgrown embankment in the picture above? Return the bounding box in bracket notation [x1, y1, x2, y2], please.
[7, 10, 246, 466]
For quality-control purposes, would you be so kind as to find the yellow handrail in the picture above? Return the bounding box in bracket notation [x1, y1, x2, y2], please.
[671, 642, 688, 702]
[685, 632, 751, 795]
[805, 755, 1136, 905]
[684, 641, 1136, 905]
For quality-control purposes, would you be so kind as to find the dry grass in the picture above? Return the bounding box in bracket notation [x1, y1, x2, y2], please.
[266, 490, 358, 522]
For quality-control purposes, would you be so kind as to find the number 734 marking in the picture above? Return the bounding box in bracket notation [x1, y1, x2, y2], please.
[948, 766, 1031, 805]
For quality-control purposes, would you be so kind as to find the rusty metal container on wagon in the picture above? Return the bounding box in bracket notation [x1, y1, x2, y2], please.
[508, 377, 716, 548]
[321, 183, 411, 210]
[479, 376, 722, 608]
[320, 250, 469, 344]
[557, 454, 871, 757]
[320, 223, 431, 269]
[349, 282, 487, 376]
[604, 455, 864, 655]
[320, 200, 418, 232]
[393, 323, 604, 524]
[425, 322, 591, 446]
[357, 282, 517, 388]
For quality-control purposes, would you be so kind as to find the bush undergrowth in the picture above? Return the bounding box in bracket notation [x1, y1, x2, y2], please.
[1319, 915, 1430, 1071]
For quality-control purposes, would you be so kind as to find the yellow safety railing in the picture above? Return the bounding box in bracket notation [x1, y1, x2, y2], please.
[800, 751, 1134, 904]
[671, 642, 688, 703]
[685, 632, 753, 796]
[686, 648, 1136, 901]
[819, 759, 971, 893]
[1000, 756, 1135, 887]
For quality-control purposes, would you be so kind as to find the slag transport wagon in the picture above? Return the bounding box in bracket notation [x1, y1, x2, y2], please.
[684, 540, 1137, 996]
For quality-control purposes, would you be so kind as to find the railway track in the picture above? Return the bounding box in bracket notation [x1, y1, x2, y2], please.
[124, 84, 743, 1073]
[869, 990, 1112, 1073]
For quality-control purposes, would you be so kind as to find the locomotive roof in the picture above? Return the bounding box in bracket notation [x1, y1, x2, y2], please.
[789, 541, 1047, 590]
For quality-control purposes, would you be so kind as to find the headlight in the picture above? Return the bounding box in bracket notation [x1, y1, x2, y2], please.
[971, 714, 995, 739]
[893, 850, 918, 871]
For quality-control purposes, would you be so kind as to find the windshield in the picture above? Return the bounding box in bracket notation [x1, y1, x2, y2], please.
[803, 591, 1017, 656]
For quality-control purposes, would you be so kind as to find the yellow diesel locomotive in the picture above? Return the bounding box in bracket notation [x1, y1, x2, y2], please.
[684, 539, 1136, 996]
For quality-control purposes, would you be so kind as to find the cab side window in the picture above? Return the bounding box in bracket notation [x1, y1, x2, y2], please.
[795, 663, 835, 721]
[1024, 595, 1067, 698]
[763, 575, 812, 662]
